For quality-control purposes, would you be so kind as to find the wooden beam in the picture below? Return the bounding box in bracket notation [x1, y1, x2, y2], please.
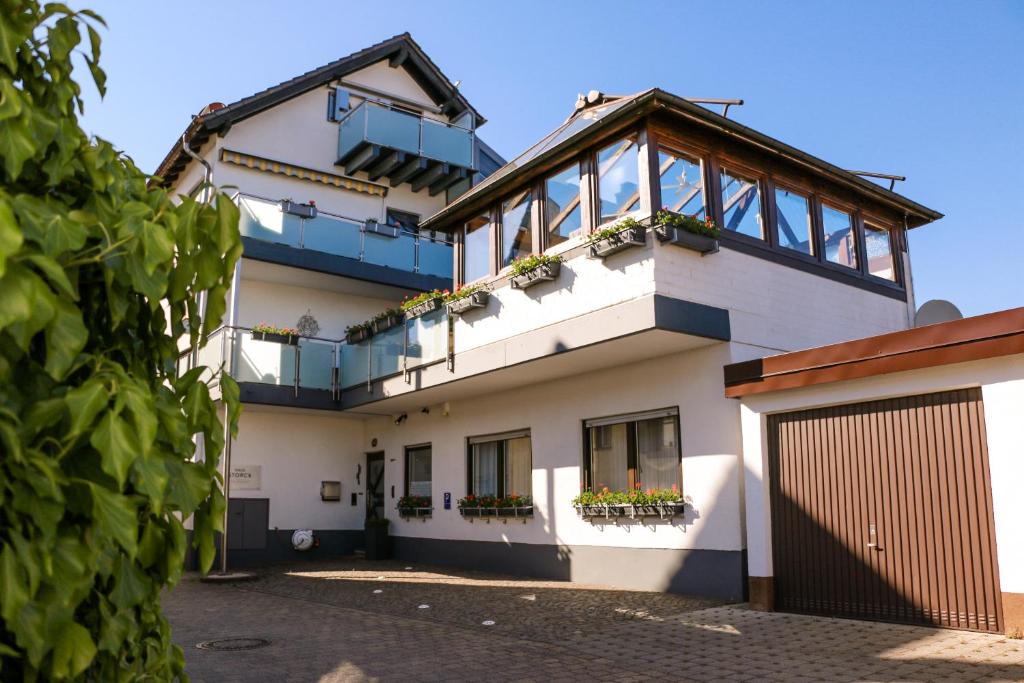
[366, 150, 407, 182]
[411, 162, 449, 193]
[428, 167, 467, 197]
[344, 144, 381, 175]
[388, 157, 429, 187]
[388, 47, 408, 68]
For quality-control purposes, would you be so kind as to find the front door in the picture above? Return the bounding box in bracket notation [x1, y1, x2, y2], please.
[366, 452, 385, 520]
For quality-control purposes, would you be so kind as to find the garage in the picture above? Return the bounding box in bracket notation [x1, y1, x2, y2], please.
[768, 389, 1002, 631]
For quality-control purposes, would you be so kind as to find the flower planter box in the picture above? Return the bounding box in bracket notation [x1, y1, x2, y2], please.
[509, 261, 561, 290]
[589, 224, 647, 258]
[345, 327, 371, 344]
[280, 200, 317, 219]
[365, 219, 401, 239]
[447, 290, 490, 315]
[575, 502, 687, 521]
[459, 506, 533, 521]
[371, 313, 403, 334]
[397, 506, 433, 520]
[404, 296, 443, 319]
[654, 225, 719, 255]
[252, 331, 299, 346]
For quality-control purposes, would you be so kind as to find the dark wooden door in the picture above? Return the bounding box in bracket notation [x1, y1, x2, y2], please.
[366, 452, 385, 520]
[768, 389, 1002, 632]
[227, 498, 269, 551]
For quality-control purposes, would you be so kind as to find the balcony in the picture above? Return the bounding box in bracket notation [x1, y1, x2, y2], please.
[236, 193, 453, 289]
[336, 101, 474, 194]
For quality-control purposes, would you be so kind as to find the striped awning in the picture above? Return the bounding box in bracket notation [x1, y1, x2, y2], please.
[219, 149, 388, 197]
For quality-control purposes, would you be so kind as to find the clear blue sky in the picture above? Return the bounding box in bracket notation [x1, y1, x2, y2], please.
[79, 0, 1023, 317]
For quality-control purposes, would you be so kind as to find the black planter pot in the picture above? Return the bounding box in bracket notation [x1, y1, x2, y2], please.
[371, 314, 403, 334]
[510, 261, 562, 290]
[654, 225, 719, 255]
[345, 327, 371, 344]
[252, 330, 298, 346]
[447, 290, 490, 315]
[404, 296, 443, 319]
[364, 523, 390, 560]
[589, 225, 647, 258]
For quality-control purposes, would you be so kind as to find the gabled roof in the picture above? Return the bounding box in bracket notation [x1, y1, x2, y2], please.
[422, 88, 943, 231]
[154, 33, 482, 187]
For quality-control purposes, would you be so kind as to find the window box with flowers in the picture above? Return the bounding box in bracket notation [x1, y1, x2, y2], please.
[572, 486, 690, 522]
[396, 496, 432, 520]
[458, 494, 533, 522]
[654, 209, 720, 255]
[251, 323, 300, 345]
[402, 289, 447, 319]
[344, 322, 372, 345]
[370, 307, 404, 334]
[446, 284, 490, 316]
[508, 254, 563, 290]
[587, 217, 648, 258]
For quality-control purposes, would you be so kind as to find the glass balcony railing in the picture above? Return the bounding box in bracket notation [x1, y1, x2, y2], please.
[185, 310, 449, 401]
[338, 101, 475, 170]
[236, 193, 453, 279]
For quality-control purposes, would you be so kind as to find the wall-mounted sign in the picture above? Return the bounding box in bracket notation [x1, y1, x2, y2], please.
[231, 465, 262, 491]
[443, 492, 451, 510]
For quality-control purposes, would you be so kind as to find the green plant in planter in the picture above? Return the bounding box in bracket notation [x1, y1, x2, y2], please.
[397, 495, 431, 509]
[585, 216, 645, 245]
[508, 253, 562, 278]
[345, 321, 372, 336]
[372, 307, 403, 324]
[656, 209, 721, 238]
[445, 283, 487, 302]
[252, 322, 300, 336]
[457, 494, 532, 508]
[572, 485, 685, 506]
[401, 288, 448, 312]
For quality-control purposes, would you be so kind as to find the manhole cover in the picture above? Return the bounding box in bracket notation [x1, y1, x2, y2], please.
[196, 637, 270, 651]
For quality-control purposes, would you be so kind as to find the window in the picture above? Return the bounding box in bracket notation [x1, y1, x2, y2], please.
[386, 208, 419, 233]
[584, 410, 681, 491]
[659, 148, 705, 218]
[544, 162, 583, 248]
[774, 188, 814, 255]
[864, 222, 896, 280]
[596, 135, 640, 225]
[467, 432, 532, 498]
[720, 168, 763, 239]
[405, 445, 432, 497]
[463, 214, 491, 283]
[821, 204, 858, 269]
[501, 190, 533, 266]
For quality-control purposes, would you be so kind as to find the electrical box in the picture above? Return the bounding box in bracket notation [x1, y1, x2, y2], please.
[320, 481, 341, 502]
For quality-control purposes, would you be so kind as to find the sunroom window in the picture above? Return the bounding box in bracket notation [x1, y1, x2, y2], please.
[467, 432, 532, 498]
[774, 188, 814, 256]
[822, 204, 858, 269]
[596, 135, 640, 225]
[501, 190, 533, 267]
[584, 410, 680, 492]
[720, 168, 763, 239]
[405, 445, 432, 497]
[463, 214, 491, 283]
[864, 222, 896, 280]
[544, 162, 583, 248]
[659, 148, 705, 218]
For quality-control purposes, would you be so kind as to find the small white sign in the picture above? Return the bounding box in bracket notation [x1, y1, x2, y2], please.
[231, 465, 261, 490]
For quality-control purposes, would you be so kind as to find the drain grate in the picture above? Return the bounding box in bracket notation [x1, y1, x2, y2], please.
[196, 637, 270, 652]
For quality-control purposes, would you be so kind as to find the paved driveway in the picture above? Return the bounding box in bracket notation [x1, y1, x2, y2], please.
[164, 560, 1024, 682]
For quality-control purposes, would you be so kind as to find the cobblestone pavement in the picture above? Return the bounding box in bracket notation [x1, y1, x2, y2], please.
[164, 560, 1024, 682]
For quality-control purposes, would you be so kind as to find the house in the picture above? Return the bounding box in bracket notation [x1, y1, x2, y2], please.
[161, 34, 1019, 635]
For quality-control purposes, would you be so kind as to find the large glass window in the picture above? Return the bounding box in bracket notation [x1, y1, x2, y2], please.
[405, 445, 432, 497]
[501, 191, 533, 267]
[864, 222, 896, 280]
[544, 163, 583, 248]
[774, 188, 814, 255]
[463, 214, 491, 283]
[468, 433, 532, 498]
[386, 208, 419, 233]
[720, 168, 763, 239]
[596, 135, 640, 225]
[822, 204, 858, 269]
[659, 149, 705, 218]
[585, 411, 681, 492]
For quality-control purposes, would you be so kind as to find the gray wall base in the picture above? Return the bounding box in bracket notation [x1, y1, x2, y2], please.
[391, 536, 746, 601]
[185, 529, 365, 570]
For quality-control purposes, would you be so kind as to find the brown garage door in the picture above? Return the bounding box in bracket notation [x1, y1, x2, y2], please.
[768, 388, 1002, 631]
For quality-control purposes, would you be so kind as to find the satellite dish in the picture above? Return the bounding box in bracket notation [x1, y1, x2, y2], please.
[915, 299, 963, 327]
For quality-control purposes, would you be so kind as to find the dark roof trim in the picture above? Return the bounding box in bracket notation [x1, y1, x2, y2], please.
[723, 307, 1024, 398]
[154, 33, 481, 188]
[423, 88, 942, 231]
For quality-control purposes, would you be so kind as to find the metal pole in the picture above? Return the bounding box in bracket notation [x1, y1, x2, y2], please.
[219, 261, 242, 574]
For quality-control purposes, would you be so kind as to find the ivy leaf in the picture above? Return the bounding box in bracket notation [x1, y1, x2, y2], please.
[65, 379, 109, 436]
[51, 622, 96, 679]
[0, 544, 28, 624]
[110, 555, 147, 610]
[44, 298, 88, 380]
[88, 484, 137, 556]
[90, 412, 140, 487]
[0, 197, 22, 277]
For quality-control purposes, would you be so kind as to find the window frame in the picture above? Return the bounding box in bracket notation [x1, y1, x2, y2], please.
[459, 210, 496, 286]
[818, 197, 861, 273]
[716, 160, 769, 243]
[592, 131, 644, 228]
[860, 214, 902, 285]
[542, 160, 585, 252]
[403, 443, 433, 498]
[581, 408, 682, 492]
[465, 430, 532, 498]
[497, 186, 537, 270]
[770, 181, 818, 261]
[655, 143, 710, 221]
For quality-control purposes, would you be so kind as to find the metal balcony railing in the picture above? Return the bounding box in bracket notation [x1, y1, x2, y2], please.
[235, 193, 453, 279]
[338, 100, 475, 170]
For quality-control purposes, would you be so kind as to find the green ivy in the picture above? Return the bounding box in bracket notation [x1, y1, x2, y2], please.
[0, 2, 242, 680]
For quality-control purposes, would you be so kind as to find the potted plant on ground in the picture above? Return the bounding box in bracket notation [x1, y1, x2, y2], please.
[251, 322, 300, 345]
[573, 485, 689, 521]
[345, 321, 372, 345]
[397, 495, 432, 519]
[654, 209, 720, 255]
[445, 284, 490, 316]
[364, 516, 390, 560]
[587, 217, 648, 258]
[370, 307, 404, 334]
[402, 289, 448, 319]
[508, 254, 563, 290]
